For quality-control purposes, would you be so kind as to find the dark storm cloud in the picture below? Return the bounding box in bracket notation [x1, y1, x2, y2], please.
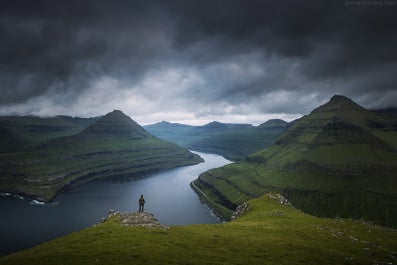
[0, 0, 174, 104]
[168, 0, 397, 106]
[0, 0, 396, 118]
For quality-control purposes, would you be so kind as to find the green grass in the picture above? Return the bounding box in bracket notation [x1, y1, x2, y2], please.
[0, 115, 98, 153]
[0, 112, 203, 202]
[194, 151, 397, 227]
[192, 96, 397, 227]
[1, 194, 396, 264]
[0, 137, 202, 201]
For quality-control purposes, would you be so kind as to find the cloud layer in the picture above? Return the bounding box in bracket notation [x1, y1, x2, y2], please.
[1, 0, 396, 124]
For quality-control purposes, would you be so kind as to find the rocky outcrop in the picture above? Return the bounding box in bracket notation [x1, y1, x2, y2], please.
[230, 193, 292, 220]
[101, 209, 169, 229]
[230, 202, 252, 220]
[266, 192, 292, 206]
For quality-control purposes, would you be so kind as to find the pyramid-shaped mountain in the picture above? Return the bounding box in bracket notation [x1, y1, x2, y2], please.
[193, 95, 397, 227]
[0, 111, 203, 202]
[276, 95, 394, 149]
[81, 110, 152, 138]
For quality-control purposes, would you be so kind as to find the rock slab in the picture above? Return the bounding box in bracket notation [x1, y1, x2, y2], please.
[101, 209, 169, 229]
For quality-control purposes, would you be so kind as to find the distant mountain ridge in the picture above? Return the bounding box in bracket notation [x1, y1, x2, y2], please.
[145, 119, 288, 160]
[1, 113, 288, 160]
[375, 106, 397, 116]
[193, 95, 397, 227]
[201, 121, 229, 129]
[258, 119, 288, 129]
[0, 115, 99, 153]
[0, 111, 202, 202]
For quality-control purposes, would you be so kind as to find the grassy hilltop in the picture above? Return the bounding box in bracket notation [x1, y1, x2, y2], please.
[1, 194, 396, 264]
[193, 95, 397, 227]
[0, 110, 202, 202]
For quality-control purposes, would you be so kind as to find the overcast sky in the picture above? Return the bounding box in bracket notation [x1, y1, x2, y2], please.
[1, 0, 396, 125]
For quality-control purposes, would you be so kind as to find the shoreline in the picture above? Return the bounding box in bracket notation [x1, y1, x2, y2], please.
[0, 152, 226, 256]
[0, 192, 46, 205]
[0, 154, 205, 206]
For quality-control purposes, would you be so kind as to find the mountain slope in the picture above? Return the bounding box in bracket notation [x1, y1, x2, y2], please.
[81, 110, 150, 138]
[2, 194, 396, 264]
[145, 120, 287, 161]
[258, 119, 288, 129]
[0, 110, 202, 202]
[193, 95, 397, 227]
[0, 115, 99, 153]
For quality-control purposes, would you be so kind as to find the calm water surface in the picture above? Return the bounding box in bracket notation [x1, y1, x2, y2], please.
[0, 152, 231, 255]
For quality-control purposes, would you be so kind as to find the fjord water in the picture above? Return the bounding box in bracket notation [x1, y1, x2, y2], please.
[0, 152, 231, 256]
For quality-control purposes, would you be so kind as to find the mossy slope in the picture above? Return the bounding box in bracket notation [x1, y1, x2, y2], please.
[1, 194, 396, 265]
[193, 95, 397, 227]
[0, 115, 99, 153]
[0, 110, 202, 202]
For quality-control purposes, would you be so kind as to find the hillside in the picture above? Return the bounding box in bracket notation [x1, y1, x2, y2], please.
[0, 110, 202, 202]
[192, 95, 397, 227]
[0, 115, 99, 153]
[258, 119, 288, 129]
[145, 120, 287, 161]
[1, 193, 396, 264]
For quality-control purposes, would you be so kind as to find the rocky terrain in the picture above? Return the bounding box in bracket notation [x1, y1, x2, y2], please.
[101, 210, 169, 229]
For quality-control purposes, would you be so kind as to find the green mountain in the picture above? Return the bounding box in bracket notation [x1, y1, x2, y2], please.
[0, 115, 99, 153]
[192, 95, 397, 227]
[0, 110, 202, 202]
[2, 194, 396, 264]
[145, 120, 287, 161]
[258, 119, 288, 129]
[143, 121, 196, 147]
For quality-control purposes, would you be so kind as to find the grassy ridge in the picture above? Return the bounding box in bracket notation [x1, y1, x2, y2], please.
[194, 162, 397, 226]
[0, 137, 200, 201]
[193, 96, 397, 227]
[1, 194, 396, 264]
[0, 115, 99, 153]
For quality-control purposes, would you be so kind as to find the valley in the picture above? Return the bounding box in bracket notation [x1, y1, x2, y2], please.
[1, 95, 396, 263]
[145, 119, 288, 161]
[2, 1, 396, 263]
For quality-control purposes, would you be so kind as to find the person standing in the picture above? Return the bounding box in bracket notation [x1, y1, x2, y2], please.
[139, 194, 145, 212]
